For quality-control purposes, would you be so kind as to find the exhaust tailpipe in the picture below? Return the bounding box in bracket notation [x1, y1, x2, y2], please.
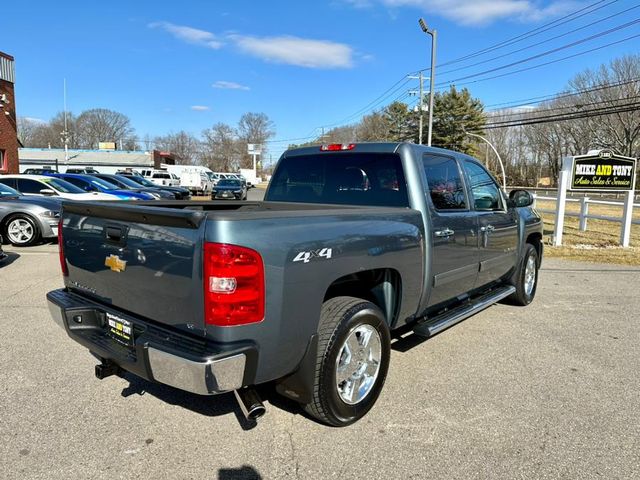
[234, 387, 266, 422]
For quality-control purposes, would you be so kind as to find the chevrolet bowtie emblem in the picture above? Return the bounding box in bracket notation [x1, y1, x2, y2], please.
[105, 254, 127, 273]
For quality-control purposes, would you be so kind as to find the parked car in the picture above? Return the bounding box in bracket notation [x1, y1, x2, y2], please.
[139, 169, 180, 187]
[0, 182, 61, 246]
[0, 175, 118, 201]
[118, 173, 191, 200]
[210, 178, 247, 200]
[89, 174, 175, 200]
[23, 167, 56, 175]
[48, 143, 542, 426]
[180, 170, 212, 195]
[47, 173, 155, 201]
[66, 167, 100, 174]
[0, 236, 5, 262]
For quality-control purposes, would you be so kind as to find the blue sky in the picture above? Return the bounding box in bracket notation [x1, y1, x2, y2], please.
[4, 0, 639, 160]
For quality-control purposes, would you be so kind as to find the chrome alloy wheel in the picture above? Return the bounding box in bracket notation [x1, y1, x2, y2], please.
[524, 255, 537, 296]
[7, 218, 35, 245]
[335, 324, 382, 405]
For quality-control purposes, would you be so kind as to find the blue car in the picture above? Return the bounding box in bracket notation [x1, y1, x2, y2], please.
[47, 173, 155, 201]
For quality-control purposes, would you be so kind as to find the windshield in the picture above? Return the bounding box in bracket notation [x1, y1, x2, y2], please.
[218, 179, 242, 187]
[0, 183, 20, 196]
[41, 177, 85, 194]
[128, 175, 156, 187]
[266, 153, 409, 207]
[89, 178, 119, 190]
[112, 175, 145, 188]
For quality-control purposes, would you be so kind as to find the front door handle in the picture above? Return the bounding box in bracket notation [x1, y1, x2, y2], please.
[434, 228, 455, 238]
[480, 225, 495, 233]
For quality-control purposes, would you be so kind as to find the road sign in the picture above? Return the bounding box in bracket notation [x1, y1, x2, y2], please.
[248, 144, 262, 155]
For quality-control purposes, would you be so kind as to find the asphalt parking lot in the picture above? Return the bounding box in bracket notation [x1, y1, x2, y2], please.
[1, 236, 639, 479]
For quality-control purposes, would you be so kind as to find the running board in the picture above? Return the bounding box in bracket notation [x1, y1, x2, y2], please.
[413, 285, 516, 338]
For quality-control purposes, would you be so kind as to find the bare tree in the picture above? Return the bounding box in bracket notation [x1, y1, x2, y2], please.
[154, 131, 201, 165]
[75, 108, 135, 149]
[201, 123, 239, 171]
[237, 113, 275, 169]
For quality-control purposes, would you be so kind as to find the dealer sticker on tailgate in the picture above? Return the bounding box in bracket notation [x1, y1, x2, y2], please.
[106, 312, 134, 347]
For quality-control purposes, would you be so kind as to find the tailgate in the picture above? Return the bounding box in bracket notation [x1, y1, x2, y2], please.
[61, 202, 207, 335]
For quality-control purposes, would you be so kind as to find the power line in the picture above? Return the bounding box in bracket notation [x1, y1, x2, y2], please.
[483, 100, 640, 129]
[434, 0, 617, 69]
[447, 32, 640, 88]
[437, 18, 640, 87]
[438, 4, 640, 77]
[485, 77, 640, 110]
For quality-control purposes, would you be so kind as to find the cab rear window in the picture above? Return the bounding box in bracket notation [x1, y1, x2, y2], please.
[266, 153, 409, 207]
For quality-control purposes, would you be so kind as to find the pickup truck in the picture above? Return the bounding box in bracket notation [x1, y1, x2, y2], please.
[47, 143, 543, 427]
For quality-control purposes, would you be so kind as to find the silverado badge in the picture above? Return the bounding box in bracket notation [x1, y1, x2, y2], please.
[105, 254, 127, 273]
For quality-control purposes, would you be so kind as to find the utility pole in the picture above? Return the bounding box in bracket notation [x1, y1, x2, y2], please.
[61, 79, 69, 162]
[418, 18, 437, 147]
[408, 72, 426, 144]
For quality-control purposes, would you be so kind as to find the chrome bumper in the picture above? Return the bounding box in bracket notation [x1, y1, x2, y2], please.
[47, 291, 248, 395]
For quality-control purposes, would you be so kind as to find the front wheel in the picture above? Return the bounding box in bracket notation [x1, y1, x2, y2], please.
[508, 243, 539, 306]
[303, 296, 390, 427]
[5, 215, 40, 246]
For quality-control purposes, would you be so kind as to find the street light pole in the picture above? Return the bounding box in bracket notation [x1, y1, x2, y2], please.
[464, 130, 507, 192]
[419, 18, 437, 147]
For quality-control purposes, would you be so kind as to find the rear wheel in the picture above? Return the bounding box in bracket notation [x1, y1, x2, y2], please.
[303, 296, 390, 427]
[4, 215, 40, 247]
[508, 243, 539, 306]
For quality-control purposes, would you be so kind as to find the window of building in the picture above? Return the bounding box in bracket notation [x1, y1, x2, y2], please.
[0, 150, 5, 171]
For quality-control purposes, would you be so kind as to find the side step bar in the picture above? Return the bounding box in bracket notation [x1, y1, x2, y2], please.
[413, 285, 516, 338]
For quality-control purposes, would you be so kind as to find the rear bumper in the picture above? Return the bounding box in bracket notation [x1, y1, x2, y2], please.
[47, 289, 256, 395]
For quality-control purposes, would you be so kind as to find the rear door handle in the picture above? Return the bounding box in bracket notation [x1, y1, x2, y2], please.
[434, 228, 455, 238]
[480, 225, 495, 233]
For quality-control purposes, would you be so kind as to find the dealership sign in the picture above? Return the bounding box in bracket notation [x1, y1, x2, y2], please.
[570, 150, 636, 191]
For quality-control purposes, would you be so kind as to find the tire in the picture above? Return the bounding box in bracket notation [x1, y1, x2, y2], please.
[508, 243, 539, 306]
[303, 296, 391, 427]
[4, 214, 40, 247]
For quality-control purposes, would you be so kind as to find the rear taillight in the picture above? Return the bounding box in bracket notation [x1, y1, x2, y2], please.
[204, 243, 265, 327]
[320, 143, 355, 151]
[58, 218, 68, 277]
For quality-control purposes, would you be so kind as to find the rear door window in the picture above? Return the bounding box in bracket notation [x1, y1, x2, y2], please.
[266, 153, 409, 207]
[422, 154, 467, 211]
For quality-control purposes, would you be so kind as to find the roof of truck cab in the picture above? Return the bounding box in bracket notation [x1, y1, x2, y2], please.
[282, 142, 463, 158]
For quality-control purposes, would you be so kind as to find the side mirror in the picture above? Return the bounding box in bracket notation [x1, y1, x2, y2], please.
[509, 189, 534, 208]
[39, 188, 56, 196]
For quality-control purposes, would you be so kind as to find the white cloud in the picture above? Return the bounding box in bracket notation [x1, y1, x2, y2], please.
[212, 80, 250, 90]
[150, 22, 355, 69]
[149, 21, 223, 49]
[364, 0, 577, 25]
[190, 105, 210, 111]
[231, 35, 354, 69]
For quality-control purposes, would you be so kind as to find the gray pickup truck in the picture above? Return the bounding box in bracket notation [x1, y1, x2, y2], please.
[47, 143, 543, 427]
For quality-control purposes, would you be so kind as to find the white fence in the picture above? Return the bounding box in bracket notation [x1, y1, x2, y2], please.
[533, 194, 640, 232]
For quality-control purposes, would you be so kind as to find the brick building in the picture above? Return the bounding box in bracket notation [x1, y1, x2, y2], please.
[0, 52, 18, 174]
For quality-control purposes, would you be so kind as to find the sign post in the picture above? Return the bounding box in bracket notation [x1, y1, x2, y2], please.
[247, 143, 262, 179]
[553, 149, 637, 247]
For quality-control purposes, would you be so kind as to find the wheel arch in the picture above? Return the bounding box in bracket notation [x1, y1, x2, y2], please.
[323, 268, 403, 328]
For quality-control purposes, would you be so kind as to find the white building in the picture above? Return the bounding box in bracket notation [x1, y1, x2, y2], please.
[18, 148, 176, 174]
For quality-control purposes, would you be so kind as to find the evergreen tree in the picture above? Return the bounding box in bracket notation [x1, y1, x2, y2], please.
[432, 86, 486, 155]
[384, 101, 415, 142]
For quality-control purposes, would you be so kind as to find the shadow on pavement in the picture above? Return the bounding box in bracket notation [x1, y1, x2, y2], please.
[119, 373, 303, 430]
[0, 251, 20, 267]
[218, 465, 262, 479]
